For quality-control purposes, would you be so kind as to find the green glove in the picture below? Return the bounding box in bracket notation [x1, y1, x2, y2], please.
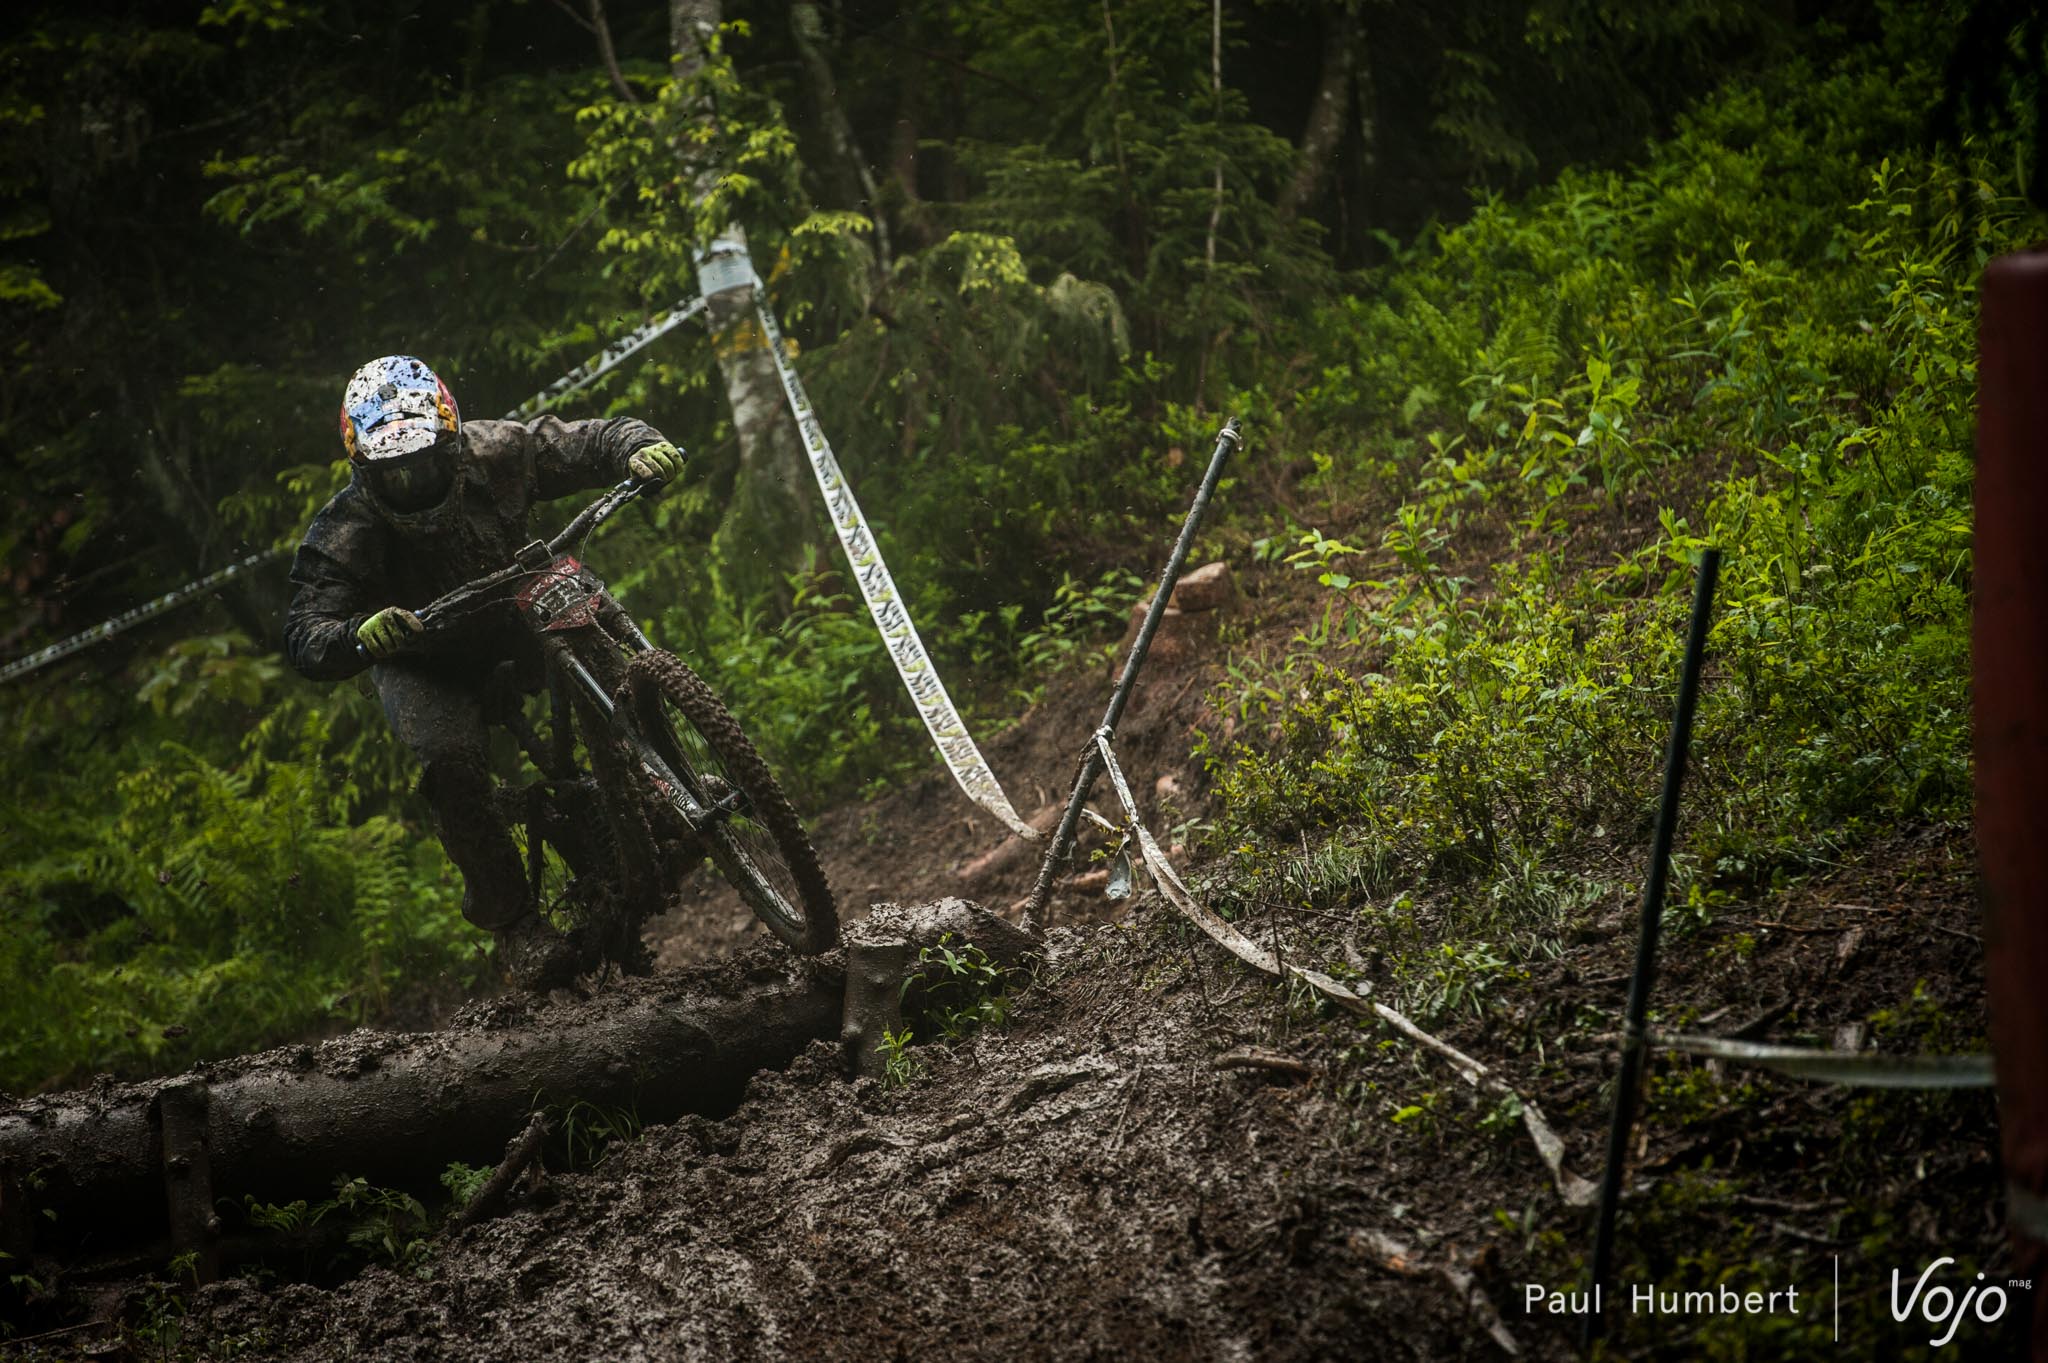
[628, 440, 684, 486]
[356, 606, 424, 659]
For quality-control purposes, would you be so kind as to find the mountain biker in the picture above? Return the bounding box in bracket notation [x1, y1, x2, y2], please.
[283, 355, 685, 989]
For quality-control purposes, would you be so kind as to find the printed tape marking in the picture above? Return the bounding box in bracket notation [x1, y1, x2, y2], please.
[710, 249, 1034, 840]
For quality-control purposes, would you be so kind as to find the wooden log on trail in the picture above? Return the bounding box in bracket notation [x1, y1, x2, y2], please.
[0, 953, 842, 1263]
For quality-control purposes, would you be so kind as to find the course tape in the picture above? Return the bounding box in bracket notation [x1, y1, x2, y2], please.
[1650, 1031, 1995, 1088]
[700, 239, 1037, 841]
[506, 296, 708, 422]
[0, 549, 286, 686]
[1092, 730, 1599, 1208]
[2, 299, 710, 688]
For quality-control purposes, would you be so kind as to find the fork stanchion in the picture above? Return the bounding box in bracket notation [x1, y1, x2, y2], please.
[1021, 417, 1242, 933]
[1583, 546, 1720, 1348]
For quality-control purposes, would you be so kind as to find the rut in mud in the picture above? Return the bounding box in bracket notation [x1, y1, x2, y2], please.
[159, 917, 1501, 1363]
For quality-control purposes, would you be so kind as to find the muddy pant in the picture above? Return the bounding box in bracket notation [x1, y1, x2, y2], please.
[373, 655, 533, 932]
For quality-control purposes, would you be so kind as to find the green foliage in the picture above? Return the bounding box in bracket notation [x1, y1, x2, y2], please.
[877, 1027, 921, 1090]
[876, 934, 1023, 1090]
[0, 690, 484, 1093]
[552, 1096, 643, 1171]
[247, 1174, 435, 1273]
[310, 1175, 433, 1274]
[439, 1161, 492, 1210]
[1406, 941, 1521, 1023]
[1389, 1090, 1440, 1134]
[901, 935, 1022, 1043]
[129, 1255, 195, 1357]
[1205, 22, 2014, 992]
[1017, 568, 1148, 678]
[241, 1194, 312, 1233]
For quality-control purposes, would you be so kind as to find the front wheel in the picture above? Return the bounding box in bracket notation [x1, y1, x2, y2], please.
[622, 650, 838, 954]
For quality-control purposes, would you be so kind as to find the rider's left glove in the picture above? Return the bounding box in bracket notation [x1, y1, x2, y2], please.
[357, 606, 425, 659]
[628, 440, 684, 486]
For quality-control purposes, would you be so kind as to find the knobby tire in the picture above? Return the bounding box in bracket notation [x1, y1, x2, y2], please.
[623, 650, 838, 954]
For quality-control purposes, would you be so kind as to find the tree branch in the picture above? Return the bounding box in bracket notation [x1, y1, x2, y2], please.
[445, 1114, 552, 1233]
[546, 0, 596, 35]
[589, 0, 641, 104]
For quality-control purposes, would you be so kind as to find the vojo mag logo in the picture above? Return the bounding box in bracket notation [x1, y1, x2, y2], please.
[1891, 1256, 2024, 1348]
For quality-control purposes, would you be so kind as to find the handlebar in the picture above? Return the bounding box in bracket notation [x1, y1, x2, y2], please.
[353, 475, 656, 660]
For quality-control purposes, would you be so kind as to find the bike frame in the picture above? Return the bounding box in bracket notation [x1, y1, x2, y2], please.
[400, 477, 738, 838]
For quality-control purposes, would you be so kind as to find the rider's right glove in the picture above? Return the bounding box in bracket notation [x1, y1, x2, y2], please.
[356, 606, 424, 659]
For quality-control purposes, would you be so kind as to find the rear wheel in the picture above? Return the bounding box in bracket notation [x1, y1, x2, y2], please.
[623, 650, 838, 954]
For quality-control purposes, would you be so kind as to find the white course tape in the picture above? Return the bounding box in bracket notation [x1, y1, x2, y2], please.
[1092, 730, 1598, 1207]
[507, 296, 708, 422]
[695, 241, 1037, 841]
[1650, 1031, 1995, 1088]
[0, 549, 286, 686]
[5, 300, 711, 687]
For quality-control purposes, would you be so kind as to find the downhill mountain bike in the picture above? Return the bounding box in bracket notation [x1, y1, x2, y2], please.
[390, 477, 838, 973]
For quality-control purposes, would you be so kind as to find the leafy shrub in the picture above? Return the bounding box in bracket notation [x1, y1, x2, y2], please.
[900, 935, 1021, 1044]
[1204, 17, 2009, 972]
[0, 696, 482, 1093]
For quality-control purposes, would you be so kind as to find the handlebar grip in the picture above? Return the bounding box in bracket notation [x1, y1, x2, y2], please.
[354, 607, 432, 664]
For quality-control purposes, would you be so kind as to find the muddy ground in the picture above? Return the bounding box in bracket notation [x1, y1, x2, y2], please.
[6, 807, 2018, 1358]
[1, 521, 2026, 1359]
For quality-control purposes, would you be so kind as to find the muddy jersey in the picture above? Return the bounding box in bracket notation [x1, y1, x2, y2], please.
[284, 414, 664, 681]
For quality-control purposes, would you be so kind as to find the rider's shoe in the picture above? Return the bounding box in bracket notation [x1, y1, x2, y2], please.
[493, 913, 582, 993]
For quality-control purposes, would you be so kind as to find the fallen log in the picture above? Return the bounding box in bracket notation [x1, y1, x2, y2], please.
[0, 952, 842, 1266]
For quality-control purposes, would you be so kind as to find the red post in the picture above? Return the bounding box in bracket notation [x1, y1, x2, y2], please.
[1978, 247, 2048, 1359]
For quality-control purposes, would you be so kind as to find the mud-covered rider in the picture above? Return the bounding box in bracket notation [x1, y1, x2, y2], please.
[283, 355, 684, 987]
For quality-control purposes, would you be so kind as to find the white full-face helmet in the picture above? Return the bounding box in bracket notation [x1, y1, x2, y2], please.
[339, 355, 462, 510]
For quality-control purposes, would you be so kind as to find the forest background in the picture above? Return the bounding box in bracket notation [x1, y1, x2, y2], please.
[0, 0, 2038, 1096]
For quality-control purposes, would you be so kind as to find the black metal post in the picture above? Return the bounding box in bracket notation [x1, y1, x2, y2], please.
[1022, 417, 1243, 931]
[1584, 546, 1721, 1346]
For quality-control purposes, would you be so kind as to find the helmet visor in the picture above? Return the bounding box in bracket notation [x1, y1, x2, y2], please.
[363, 433, 458, 511]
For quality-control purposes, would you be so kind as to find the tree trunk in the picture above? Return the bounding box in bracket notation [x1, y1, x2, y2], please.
[0, 960, 843, 1263]
[0, 900, 1036, 1275]
[788, 0, 890, 275]
[1278, 5, 1362, 224]
[125, 386, 285, 648]
[671, 0, 822, 605]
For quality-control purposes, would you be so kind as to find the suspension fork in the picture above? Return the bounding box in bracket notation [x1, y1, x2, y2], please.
[599, 595, 657, 654]
[545, 632, 712, 828]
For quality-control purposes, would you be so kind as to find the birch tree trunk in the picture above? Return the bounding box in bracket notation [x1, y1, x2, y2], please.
[671, 0, 819, 605]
